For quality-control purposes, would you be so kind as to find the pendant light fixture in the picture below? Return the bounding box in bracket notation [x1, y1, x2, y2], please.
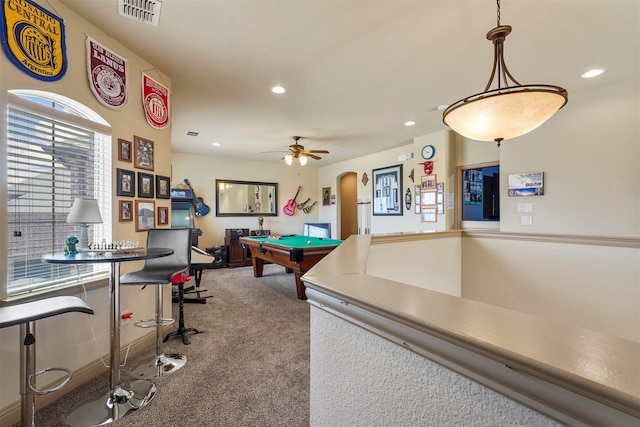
[442, 0, 568, 146]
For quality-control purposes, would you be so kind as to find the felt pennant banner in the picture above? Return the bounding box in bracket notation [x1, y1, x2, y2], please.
[86, 36, 128, 109]
[142, 72, 169, 129]
[1, 0, 67, 81]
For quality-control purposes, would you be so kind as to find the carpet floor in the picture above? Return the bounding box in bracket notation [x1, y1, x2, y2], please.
[30, 264, 310, 427]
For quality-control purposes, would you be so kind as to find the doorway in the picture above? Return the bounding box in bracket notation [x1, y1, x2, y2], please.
[339, 172, 357, 239]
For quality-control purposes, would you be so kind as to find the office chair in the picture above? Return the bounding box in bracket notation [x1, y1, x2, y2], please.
[120, 228, 191, 378]
[0, 296, 94, 427]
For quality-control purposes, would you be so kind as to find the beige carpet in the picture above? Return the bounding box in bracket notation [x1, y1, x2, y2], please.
[30, 264, 310, 427]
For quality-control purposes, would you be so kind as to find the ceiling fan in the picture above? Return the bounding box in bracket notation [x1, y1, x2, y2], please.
[286, 136, 329, 160]
[267, 136, 330, 165]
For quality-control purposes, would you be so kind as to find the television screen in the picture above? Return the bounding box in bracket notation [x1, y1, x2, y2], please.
[303, 222, 331, 238]
[171, 201, 194, 228]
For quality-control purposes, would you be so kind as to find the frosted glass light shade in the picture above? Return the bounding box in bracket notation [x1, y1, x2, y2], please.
[299, 155, 307, 166]
[284, 154, 293, 165]
[442, 85, 567, 144]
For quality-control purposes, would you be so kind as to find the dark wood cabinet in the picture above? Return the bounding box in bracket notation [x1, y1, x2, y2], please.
[225, 229, 251, 267]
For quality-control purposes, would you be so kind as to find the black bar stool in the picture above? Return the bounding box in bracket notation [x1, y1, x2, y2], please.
[120, 228, 191, 379]
[164, 272, 203, 345]
[0, 296, 94, 427]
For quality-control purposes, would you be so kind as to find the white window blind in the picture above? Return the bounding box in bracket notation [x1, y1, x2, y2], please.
[5, 92, 112, 296]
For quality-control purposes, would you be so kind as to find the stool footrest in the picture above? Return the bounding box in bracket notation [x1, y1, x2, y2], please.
[29, 367, 72, 395]
[134, 318, 175, 329]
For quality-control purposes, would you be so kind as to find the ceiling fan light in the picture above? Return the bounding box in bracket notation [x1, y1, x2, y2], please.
[299, 155, 308, 166]
[284, 154, 293, 165]
[443, 85, 567, 143]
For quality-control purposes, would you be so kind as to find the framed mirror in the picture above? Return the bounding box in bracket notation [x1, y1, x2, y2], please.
[215, 179, 278, 217]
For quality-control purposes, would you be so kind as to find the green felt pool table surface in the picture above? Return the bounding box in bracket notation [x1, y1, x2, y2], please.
[239, 234, 343, 299]
[241, 235, 343, 248]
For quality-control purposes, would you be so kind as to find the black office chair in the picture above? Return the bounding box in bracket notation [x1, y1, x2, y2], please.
[120, 228, 191, 378]
[0, 296, 94, 427]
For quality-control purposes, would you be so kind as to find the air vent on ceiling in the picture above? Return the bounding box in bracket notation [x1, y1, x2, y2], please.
[186, 131, 199, 137]
[118, 0, 162, 26]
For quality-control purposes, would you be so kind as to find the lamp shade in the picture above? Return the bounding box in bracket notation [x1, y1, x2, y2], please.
[299, 155, 308, 166]
[442, 85, 568, 143]
[284, 154, 293, 165]
[67, 198, 103, 224]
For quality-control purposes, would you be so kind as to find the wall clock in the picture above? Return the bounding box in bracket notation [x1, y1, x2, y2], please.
[421, 145, 435, 160]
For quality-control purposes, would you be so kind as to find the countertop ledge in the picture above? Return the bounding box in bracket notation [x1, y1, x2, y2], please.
[302, 233, 640, 421]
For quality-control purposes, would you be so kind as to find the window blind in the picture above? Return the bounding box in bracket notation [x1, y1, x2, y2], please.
[6, 94, 112, 296]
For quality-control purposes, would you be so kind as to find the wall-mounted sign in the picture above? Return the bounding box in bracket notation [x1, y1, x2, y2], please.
[86, 36, 128, 109]
[1, 0, 67, 81]
[508, 172, 544, 197]
[142, 72, 170, 129]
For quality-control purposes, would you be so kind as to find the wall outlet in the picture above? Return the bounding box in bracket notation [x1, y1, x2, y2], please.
[520, 215, 533, 226]
[517, 203, 532, 213]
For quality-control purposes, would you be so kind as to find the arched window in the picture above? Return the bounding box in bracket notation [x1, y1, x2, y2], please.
[5, 90, 112, 296]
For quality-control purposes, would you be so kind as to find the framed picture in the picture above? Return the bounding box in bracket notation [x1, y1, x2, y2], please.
[119, 200, 133, 222]
[421, 206, 437, 222]
[116, 168, 135, 197]
[414, 185, 421, 214]
[421, 190, 436, 206]
[322, 187, 331, 206]
[135, 200, 155, 232]
[134, 135, 154, 171]
[137, 172, 155, 198]
[421, 174, 437, 191]
[156, 175, 171, 199]
[118, 139, 132, 162]
[157, 206, 169, 225]
[372, 164, 403, 216]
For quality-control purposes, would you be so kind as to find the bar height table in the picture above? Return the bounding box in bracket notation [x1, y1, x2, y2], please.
[42, 248, 173, 426]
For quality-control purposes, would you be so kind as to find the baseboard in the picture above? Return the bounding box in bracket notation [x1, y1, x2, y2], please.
[0, 329, 162, 427]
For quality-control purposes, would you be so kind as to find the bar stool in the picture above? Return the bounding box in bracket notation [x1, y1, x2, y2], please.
[0, 296, 94, 427]
[164, 272, 203, 345]
[120, 228, 191, 379]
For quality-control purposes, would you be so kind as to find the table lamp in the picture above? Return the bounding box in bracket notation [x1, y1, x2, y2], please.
[67, 198, 103, 251]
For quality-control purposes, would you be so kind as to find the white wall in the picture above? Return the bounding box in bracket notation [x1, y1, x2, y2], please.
[318, 130, 454, 236]
[171, 152, 319, 248]
[310, 307, 560, 427]
[366, 235, 462, 296]
[497, 77, 639, 237]
[461, 235, 640, 342]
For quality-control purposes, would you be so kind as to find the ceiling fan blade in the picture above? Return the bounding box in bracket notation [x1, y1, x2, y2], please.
[305, 153, 322, 160]
[306, 149, 329, 154]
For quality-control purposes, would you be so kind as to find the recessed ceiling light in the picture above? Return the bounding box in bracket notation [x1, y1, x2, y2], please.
[212, 142, 221, 147]
[271, 85, 286, 94]
[404, 121, 416, 126]
[580, 69, 606, 79]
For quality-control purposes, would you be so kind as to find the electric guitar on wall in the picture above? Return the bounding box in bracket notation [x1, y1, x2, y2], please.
[283, 186, 301, 216]
[303, 201, 317, 214]
[297, 198, 311, 210]
[184, 179, 210, 217]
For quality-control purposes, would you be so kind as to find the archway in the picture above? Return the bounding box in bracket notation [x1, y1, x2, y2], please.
[338, 172, 357, 239]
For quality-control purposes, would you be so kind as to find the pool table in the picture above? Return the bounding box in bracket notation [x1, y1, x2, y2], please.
[239, 234, 343, 300]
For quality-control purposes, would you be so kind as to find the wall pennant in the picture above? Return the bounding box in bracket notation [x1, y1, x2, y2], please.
[142, 72, 169, 129]
[1, 0, 67, 81]
[86, 37, 128, 109]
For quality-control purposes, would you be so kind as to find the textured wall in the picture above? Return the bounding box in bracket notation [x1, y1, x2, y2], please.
[310, 307, 561, 427]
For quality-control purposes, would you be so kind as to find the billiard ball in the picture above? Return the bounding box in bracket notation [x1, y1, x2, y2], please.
[307, 240, 311, 244]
